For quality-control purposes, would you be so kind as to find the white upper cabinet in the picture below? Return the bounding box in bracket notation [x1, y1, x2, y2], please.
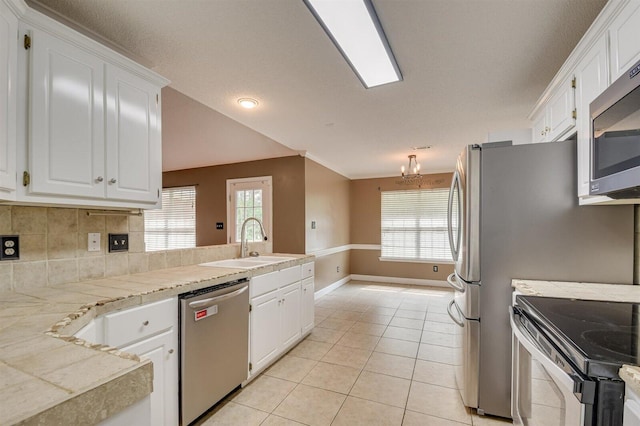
[531, 76, 576, 143]
[0, 1, 17, 199]
[575, 36, 609, 198]
[609, 1, 640, 81]
[105, 65, 161, 203]
[9, 0, 168, 209]
[28, 28, 106, 198]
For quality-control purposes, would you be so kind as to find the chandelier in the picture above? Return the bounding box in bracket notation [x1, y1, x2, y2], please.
[400, 154, 423, 185]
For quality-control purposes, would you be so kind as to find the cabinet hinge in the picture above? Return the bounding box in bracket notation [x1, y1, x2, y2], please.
[156, 94, 159, 104]
[23, 34, 31, 50]
[572, 109, 577, 120]
[157, 188, 160, 198]
[249, 362, 253, 371]
[571, 77, 576, 89]
[249, 304, 252, 312]
[22, 171, 30, 187]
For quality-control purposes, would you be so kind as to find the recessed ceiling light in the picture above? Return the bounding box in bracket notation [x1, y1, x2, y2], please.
[238, 98, 259, 109]
[304, 0, 402, 89]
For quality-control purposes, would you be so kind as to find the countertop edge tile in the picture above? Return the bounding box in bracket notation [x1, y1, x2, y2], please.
[511, 279, 640, 302]
[620, 365, 640, 396]
[0, 253, 314, 425]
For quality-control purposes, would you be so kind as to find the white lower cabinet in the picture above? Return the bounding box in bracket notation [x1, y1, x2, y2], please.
[301, 277, 315, 334]
[624, 384, 640, 426]
[121, 329, 178, 426]
[76, 297, 178, 426]
[249, 262, 314, 377]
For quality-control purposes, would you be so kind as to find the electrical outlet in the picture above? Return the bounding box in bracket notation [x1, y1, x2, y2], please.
[433, 265, 438, 272]
[108, 233, 129, 253]
[216, 222, 224, 230]
[311, 221, 316, 229]
[88, 233, 101, 252]
[336, 265, 340, 273]
[0, 235, 19, 260]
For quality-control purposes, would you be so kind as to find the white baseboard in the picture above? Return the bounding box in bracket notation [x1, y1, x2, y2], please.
[314, 276, 350, 300]
[349, 274, 448, 288]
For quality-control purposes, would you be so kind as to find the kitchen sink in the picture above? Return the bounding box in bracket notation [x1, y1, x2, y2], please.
[199, 256, 295, 269]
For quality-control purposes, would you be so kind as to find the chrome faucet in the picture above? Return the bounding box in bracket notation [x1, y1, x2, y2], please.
[240, 217, 267, 258]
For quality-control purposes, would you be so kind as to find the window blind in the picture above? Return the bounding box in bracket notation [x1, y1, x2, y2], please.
[381, 188, 453, 262]
[144, 186, 196, 252]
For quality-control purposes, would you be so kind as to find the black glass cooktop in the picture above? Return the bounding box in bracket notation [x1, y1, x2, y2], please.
[516, 295, 640, 379]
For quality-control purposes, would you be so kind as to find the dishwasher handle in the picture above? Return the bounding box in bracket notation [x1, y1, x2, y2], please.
[188, 285, 248, 310]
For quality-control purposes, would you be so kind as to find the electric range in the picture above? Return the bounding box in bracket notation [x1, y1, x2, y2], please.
[512, 295, 640, 425]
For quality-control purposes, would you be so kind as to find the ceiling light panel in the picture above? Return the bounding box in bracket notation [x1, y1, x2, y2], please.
[304, 0, 402, 89]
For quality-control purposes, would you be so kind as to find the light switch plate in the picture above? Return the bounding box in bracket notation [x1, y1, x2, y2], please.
[88, 233, 100, 252]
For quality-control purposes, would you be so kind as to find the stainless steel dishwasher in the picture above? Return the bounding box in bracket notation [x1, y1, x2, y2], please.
[179, 278, 249, 425]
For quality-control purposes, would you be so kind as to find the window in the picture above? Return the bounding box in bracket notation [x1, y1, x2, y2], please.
[381, 188, 453, 262]
[227, 177, 272, 244]
[144, 186, 196, 251]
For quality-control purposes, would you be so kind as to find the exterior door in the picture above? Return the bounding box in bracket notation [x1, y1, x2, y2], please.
[29, 28, 105, 198]
[227, 176, 272, 244]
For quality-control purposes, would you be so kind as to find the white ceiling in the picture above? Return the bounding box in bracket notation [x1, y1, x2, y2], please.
[30, 0, 607, 179]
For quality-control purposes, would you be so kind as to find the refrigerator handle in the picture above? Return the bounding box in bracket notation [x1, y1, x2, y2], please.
[447, 170, 461, 261]
[447, 299, 465, 328]
[446, 272, 465, 293]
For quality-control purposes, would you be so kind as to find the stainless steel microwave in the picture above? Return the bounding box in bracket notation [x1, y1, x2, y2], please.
[590, 58, 640, 198]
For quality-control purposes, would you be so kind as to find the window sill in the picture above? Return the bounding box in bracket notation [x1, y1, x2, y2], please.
[379, 257, 454, 265]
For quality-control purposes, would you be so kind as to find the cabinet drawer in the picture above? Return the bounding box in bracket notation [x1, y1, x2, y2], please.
[251, 266, 302, 298]
[301, 262, 314, 279]
[104, 298, 176, 348]
[280, 265, 301, 286]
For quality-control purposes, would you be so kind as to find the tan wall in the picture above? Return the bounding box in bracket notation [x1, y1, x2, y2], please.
[304, 159, 350, 252]
[314, 251, 351, 291]
[350, 173, 454, 281]
[304, 158, 350, 291]
[163, 156, 306, 254]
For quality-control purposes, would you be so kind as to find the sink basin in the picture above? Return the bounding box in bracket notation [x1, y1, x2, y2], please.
[199, 256, 295, 270]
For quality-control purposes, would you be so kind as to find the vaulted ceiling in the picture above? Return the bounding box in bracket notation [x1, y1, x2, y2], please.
[30, 0, 607, 178]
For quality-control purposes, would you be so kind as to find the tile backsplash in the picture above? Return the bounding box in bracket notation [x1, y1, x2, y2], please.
[0, 206, 271, 292]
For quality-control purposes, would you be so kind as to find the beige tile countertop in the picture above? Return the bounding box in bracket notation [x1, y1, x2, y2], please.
[0, 254, 312, 425]
[620, 365, 640, 396]
[513, 278, 640, 395]
[512, 279, 640, 302]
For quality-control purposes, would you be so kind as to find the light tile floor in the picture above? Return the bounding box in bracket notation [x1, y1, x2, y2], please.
[197, 281, 513, 426]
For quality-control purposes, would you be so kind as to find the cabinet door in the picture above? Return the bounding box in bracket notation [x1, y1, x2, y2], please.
[121, 329, 178, 426]
[105, 65, 161, 203]
[532, 113, 547, 143]
[0, 2, 16, 198]
[280, 281, 301, 349]
[546, 77, 576, 142]
[29, 28, 105, 198]
[609, 1, 640, 81]
[250, 289, 281, 374]
[575, 36, 609, 197]
[301, 277, 315, 335]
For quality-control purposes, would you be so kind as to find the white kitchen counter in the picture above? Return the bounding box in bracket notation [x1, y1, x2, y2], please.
[0, 254, 312, 425]
[512, 279, 640, 302]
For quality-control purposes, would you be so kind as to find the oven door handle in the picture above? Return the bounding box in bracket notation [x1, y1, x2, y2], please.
[510, 307, 594, 403]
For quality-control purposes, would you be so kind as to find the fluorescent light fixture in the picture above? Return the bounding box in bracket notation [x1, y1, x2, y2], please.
[304, 0, 402, 89]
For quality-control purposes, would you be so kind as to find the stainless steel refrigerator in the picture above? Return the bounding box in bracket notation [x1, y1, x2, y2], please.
[445, 139, 634, 418]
